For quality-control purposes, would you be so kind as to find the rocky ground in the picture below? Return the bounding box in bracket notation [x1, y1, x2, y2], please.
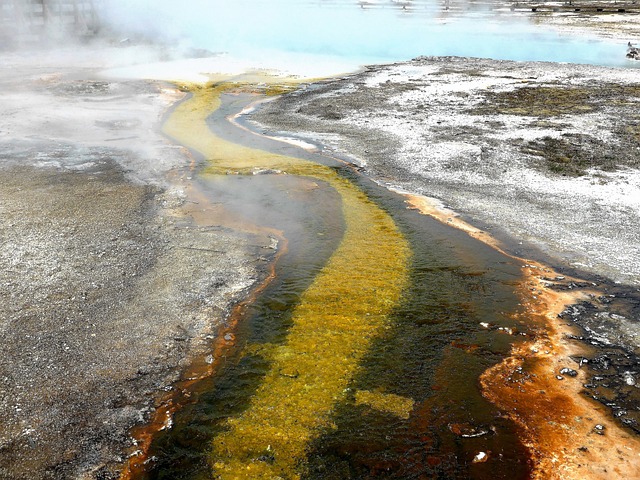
[0, 51, 268, 479]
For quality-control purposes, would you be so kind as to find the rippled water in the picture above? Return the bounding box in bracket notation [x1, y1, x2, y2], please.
[106, 0, 634, 67]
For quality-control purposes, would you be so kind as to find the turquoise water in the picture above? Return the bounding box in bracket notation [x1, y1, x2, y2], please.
[105, 0, 634, 67]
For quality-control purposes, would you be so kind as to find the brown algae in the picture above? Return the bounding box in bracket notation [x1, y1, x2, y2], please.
[478, 86, 594, 116]
[162, 83, 412, 478]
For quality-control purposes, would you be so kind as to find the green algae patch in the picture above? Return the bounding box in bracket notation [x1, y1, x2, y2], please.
[264, 84, 299, 96]
[165, 83, 411, 479]
[522, 132, 640, 176]
[623, 122, 640, 144]
[474, 83, 640, 117]
[354, 390, 415, 420]
[522, 135, 604, 176]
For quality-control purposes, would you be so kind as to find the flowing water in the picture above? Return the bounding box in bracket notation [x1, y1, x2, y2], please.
[108, 1, 640, 478]
[121, 85, 537, 479]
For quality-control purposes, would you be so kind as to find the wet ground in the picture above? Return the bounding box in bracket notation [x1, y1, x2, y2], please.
[0, 60, 269, 479]
[558, 284, 640, 433]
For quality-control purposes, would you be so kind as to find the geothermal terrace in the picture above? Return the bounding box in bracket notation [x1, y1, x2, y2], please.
[1, 1, 639, 479]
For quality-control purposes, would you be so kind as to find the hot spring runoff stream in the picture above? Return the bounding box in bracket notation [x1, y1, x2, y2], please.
[103, 1, 640, 478]
[120, 81, 533, 480]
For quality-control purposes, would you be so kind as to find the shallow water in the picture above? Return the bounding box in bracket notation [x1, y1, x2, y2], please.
[128, 88, 535, 479]
[303, 167, 532, 479]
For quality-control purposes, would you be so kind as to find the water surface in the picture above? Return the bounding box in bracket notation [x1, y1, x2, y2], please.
[106, 0, 636, 68]
[133, 87, 532, 479]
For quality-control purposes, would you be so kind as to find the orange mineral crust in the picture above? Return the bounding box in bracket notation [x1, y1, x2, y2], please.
[403, 192, 640, 478]
[481, 266, 640, 479]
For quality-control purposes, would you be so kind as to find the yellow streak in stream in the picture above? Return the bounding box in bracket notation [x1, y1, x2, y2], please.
[164, 83, 411, 479]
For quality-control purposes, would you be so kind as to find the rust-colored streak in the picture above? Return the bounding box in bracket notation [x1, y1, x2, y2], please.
[403, 191, 640, 479]
[480, 269, 640, 479]
[119, 180, 289, 480]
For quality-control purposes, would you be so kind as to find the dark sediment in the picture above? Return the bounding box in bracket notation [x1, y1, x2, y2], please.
[558, 288, 640, 434]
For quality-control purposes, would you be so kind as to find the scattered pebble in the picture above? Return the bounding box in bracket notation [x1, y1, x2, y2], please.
[448, 423, 491, 438]
[623, 372, 636, 386]
[472, 451, 489, 463]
